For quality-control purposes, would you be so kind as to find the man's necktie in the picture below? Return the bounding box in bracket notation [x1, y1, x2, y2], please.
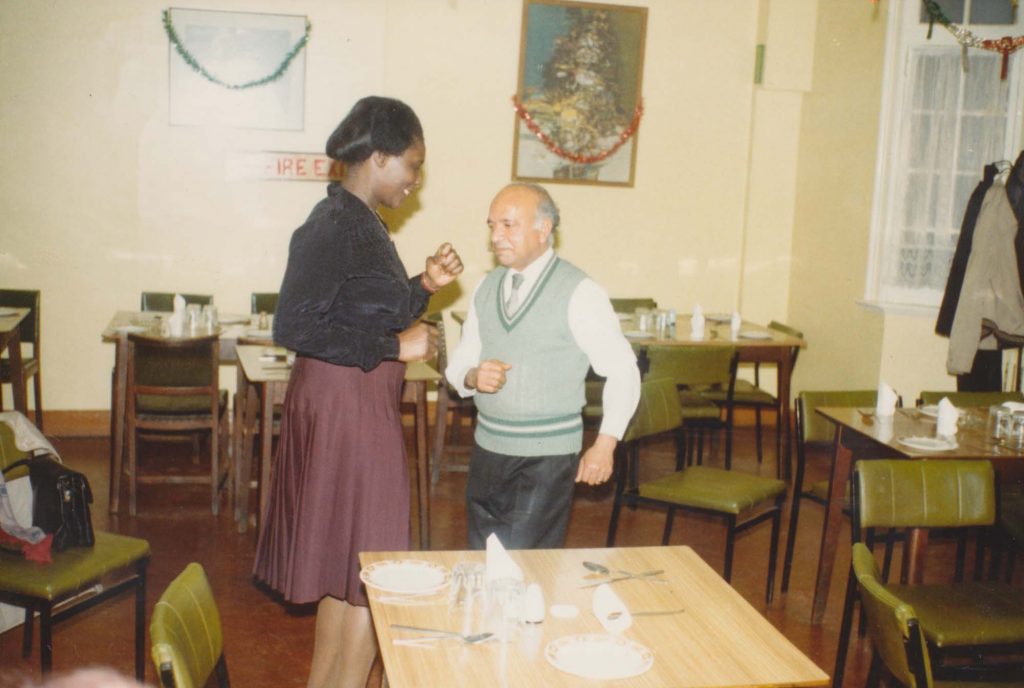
[506, 273, 524, 313]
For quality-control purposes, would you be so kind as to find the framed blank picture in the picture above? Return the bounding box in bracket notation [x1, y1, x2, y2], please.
[167, 8, 308, 130]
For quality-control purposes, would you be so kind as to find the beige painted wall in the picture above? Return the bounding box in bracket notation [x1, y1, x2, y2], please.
[789, 0, 888, 396]
[4, 0, 911, 414]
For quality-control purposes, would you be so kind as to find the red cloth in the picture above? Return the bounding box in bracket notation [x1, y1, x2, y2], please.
[0, 530, 53, 564]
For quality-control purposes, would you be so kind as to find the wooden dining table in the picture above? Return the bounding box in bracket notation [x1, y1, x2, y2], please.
[809, 405, 1024, 625]
[0, 307, 30, 417]
[627, 317, 806, 478]
[101, 310, 264, 513]
[233, 344, 441, 549]
[361, 545, 828, 688]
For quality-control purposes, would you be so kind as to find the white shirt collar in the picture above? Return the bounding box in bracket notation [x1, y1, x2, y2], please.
[505, 246, 555, 293]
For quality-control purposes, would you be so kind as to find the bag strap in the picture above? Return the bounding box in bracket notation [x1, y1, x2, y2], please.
[1, 458, 31, 476]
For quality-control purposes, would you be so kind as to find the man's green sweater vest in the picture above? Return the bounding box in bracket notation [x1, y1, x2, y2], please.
[473, 257, 590, 457]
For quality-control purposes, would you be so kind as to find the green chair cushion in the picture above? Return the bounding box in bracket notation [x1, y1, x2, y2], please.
[638, 465, 786, 515]
[891, 582, 1024, 647]
[138, 389, 228, 415]
[0, 531, 150, 600]
[678, 391, 721, 419]
[701, 380, 775, 406]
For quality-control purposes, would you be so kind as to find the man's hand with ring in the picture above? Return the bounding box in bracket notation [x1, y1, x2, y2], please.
[575, 434, 617, 485]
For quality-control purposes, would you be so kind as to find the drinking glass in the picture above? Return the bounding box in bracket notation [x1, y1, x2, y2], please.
[185, 303, 202, 333]
[201, 305, 218, 331]
[987, 405, 1011, 445]
[449, 562, 485, 634]
[634, 308, 652, 334]
[1010, 411, 1024, 450]
[484, 577, 524, 642]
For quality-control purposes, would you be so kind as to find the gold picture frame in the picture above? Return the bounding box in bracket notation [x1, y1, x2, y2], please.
[512, 0, 648, 187]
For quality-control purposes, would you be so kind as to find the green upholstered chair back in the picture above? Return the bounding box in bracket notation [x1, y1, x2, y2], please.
[249, 292, 279, 315]
[0, 289, 40, 347]
[852, 542, 932, 688]
[797, 390, 878, 445]
[127, 334, 219, 415]
[854, 459, 996, 531]
[918, 390, 1024, 407]
[624, 377, 684, 443]
[610, 297, 657, 313]
[0, 420, 30, 478]
[141, 292, 213, 312]
[151, 562, 225, 688]
[646, 345, 737, 390]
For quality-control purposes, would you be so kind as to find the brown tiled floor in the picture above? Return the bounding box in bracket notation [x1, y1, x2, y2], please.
[0, 422, 991, 687]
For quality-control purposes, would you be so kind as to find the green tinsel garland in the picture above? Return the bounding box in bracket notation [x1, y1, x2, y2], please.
[162, 9, 311, 90]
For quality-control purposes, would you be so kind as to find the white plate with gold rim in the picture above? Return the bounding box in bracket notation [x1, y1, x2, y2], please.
[359, 560, 450, 595]
[545, 634, 653, 679]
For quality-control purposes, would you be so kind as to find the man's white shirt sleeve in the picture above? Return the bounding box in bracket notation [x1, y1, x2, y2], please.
[568, 279, 641, 440]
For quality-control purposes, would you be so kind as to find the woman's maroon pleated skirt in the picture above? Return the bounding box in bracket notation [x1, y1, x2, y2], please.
[253, 356, 409, 607]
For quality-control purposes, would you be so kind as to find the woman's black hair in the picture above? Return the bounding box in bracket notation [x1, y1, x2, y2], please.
[324, 96, 423, 164]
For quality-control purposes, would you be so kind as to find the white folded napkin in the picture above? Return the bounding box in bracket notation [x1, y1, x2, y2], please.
[592, 583, 632, 634]
[875, 381, 897, 418]
[936, 397, 959, 437]
[690, 304, 705, 340]
[485, 533, 523, 583]
[166, 293, 187, 336]
[730, 311, 741, 340]
[173, 294, 186, 314]
[1003, 401, 1024, 413]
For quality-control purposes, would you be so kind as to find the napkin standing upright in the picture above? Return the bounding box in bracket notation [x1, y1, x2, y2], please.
[485, 533, 523, 583]
[936, 397, 959, 437]
[690, 304, 705, 340]
[875, 381, 897, 418]
[730, 311, 741, 340]
[168, 294, 186, 337]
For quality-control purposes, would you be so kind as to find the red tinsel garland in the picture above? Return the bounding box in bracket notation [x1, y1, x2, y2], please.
[511, 95, 644, 165]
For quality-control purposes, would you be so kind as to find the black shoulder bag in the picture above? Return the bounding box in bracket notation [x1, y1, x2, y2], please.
[2, 454, 95, 551]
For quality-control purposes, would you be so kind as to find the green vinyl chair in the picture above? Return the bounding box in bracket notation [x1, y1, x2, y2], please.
[609, 297, 657, 314]
[833, 459, 1024, 688]
[140, 292, 213, 312]
[0, 417, 151, 679]
[852, 542, 1024, 688]
[606, 377, 786, 603]
[917, 390, 1024, 408]
[780, 389, 878, 594]
[700, 321, 802, 475]
[645, 345, 738, 469]
[151, 562, 229, 688]
[249, 292, 279, 315]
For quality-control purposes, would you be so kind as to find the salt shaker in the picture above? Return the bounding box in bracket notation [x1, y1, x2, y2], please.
[523, 583, 545, 624]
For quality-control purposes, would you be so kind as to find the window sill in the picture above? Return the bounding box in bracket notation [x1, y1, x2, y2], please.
[856, 300, 939, 318]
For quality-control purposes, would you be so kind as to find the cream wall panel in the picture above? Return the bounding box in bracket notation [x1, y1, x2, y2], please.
[789, 0, 886, 394]
[763, 0, 817, 92]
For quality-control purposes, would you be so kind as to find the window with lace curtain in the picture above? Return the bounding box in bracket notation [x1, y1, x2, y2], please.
[867, 0, 1024, 309]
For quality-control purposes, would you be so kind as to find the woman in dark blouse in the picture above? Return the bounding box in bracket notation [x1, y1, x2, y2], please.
[253, 96, 462, 688]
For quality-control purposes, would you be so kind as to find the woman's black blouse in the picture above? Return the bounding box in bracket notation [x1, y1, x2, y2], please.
[272, 184, 431, 371]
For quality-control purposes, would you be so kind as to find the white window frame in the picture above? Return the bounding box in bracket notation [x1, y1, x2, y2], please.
[865, 0, 1024, 314]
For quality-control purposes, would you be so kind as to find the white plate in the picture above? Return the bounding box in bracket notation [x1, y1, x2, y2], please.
[245, 330, 273, 339]
[0, 308, 18, 317]
[738, 330, 772, 340]
[623, 330, 654, 340]
[897, 436, 958, 452]
[218, 314, 251, 325]
[615, 313, 633, 321]
[705, 312, 731, 323]
[114, 325, 148, 334]
[918, 405, 939, 418]
[359, 560, 450, 595]
[545, 634, 653, 680]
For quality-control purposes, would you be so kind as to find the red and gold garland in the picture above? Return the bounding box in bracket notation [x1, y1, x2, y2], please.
[511, 95, 644, 166]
